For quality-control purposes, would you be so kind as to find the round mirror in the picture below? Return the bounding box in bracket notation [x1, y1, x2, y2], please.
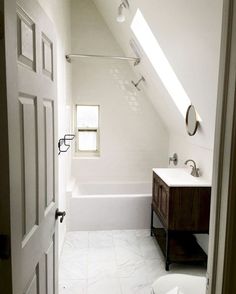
[186, 105, 199, 136]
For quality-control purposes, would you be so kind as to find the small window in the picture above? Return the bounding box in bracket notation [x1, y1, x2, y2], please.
[76, 105, 99, 154]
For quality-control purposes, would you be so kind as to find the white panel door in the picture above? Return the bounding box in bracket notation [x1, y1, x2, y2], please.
[2, 0, 59, 293]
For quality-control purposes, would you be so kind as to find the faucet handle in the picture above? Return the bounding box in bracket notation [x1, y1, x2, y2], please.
[169, 153, 178, 166]
[196, 168, 200, 177]
[190, 166, 200, 177]
[185, 159, 200, 177]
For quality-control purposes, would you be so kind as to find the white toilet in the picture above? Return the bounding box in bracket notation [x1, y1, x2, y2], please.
[151, 274, 206, 294]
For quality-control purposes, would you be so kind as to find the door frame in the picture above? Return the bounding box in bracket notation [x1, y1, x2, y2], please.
[207, 0, 236, 293]
[1, 0, 236, 293]
[0, 1, 12, 294]
[0, 0, 18, 293]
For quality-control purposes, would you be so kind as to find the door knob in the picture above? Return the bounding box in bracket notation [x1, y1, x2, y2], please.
[55, 209, 66, 223]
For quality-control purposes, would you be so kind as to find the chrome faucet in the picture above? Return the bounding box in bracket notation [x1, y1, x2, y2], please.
[184, 159, 200, 177]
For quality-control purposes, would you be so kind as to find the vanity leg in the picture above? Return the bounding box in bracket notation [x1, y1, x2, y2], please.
[165, 261, 170, 271]
[165, 230, 170, 271]
[150, 205, 154, 236]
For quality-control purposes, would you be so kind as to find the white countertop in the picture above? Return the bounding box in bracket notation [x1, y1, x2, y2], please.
[153, 168, 211, 187]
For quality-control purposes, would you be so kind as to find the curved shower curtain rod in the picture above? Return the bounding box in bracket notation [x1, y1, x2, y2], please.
[65, 53, 141, 66]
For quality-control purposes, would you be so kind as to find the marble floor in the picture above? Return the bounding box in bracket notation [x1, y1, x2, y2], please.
[59, 230, 206, 294]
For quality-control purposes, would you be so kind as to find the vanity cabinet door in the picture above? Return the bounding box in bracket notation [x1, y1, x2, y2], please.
[159, 185, 169, 226]
[152, 174, 160, 210]
[168, 187, 211, 231]
[152, 173, 169, 227]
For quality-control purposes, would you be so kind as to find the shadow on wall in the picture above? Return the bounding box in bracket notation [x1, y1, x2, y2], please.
[110, 67, 142, 113]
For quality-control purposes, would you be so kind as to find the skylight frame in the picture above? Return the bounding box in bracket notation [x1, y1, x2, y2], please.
[131, 9, 200, 120]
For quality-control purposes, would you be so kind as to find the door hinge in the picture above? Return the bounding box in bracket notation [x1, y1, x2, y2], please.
[0, 234, 10, 260]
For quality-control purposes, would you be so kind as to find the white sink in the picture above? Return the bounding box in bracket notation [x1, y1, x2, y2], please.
[153, 168, 211, 187]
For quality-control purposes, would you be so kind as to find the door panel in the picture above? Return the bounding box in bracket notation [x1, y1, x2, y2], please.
[19, 95, 38, 239]
[45, 239, 55, 294]
[3, 0, 58, 293]
[17, 6, 36, 71]
[42, 34, 53, 80]
[24, 269, 39, 294]
[44, 100, 55, 209]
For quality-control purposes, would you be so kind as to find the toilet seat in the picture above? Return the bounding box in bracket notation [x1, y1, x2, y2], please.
[151, 274, 206, 294]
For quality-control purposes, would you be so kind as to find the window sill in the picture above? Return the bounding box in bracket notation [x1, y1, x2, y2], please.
[73, 151, 100, 159]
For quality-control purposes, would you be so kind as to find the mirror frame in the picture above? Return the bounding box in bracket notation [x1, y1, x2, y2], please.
[185, 105, 199, 136]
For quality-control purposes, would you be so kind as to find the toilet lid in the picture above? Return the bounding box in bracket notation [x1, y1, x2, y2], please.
[152, 274, 206, 294]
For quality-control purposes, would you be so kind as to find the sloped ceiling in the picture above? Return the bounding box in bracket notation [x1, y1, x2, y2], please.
[93, 0, 223, 149]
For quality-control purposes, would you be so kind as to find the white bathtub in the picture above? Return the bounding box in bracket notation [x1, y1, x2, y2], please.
[67, 182, 152, 231]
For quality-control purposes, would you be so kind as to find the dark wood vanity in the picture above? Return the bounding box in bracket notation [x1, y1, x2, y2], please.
[151, 170, 211, 270]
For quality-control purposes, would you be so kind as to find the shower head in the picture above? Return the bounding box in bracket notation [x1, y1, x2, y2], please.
[131, 76, 145, 91]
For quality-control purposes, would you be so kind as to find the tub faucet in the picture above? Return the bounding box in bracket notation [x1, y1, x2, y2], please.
[185, 159, 200, 177]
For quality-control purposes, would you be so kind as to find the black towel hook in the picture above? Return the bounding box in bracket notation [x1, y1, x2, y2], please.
[58, 134, 75, 155]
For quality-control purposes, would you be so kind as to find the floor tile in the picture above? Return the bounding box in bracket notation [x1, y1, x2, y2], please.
[120, 275, 152, 294]
[63, 231, 89, 251]
[135, 229, 151, 239]
[59, 230, 207, 294]
[87, 277, 122, 294]
[139, 237, 163, 260]
[88, 247, 117, 279]
[115, 245, 143, 266]
[89, 231, 113, 248]
[59, 280, 87, 294]
[59, 249, 88, 280]
[113, 230, 139, 249]
[117, 259, 147, 279]
[145, 259, 167, 283]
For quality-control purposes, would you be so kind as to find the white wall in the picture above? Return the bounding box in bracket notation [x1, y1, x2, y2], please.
[93, 0, 223, 252]
[93, 0, 223, 181]
[37, 0, 72, 255]
[71, 0, 169, 184]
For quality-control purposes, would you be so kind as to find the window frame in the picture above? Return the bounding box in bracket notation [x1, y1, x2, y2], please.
[74, 104, 100, 157]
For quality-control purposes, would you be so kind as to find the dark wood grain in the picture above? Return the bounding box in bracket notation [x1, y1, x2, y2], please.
[151, 172, 211, 270]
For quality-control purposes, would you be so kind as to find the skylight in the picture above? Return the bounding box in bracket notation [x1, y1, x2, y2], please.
[131, 9, 195, 118]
